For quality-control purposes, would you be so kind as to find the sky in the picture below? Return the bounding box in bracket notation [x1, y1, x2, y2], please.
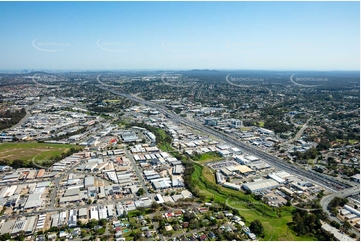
[0, 1, 359, 71]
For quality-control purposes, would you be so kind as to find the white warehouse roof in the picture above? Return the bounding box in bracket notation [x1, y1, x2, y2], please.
[242, 179, 279, 193]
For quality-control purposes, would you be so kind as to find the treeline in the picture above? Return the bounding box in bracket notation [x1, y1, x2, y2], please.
[329, 197, 348, 208]
[0, 108, 26, 130]
[330, 112, 359, 121]
[292, 148, 319, 160]
[319, 125, 360, 143]
[264, 119, 294, 133]
[291, 210, 335, 241]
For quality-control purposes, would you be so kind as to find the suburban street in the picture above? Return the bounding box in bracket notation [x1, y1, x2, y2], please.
[125, 149, 150, 196]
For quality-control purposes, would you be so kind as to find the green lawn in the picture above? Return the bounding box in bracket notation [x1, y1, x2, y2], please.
[258, 121, 265, 127]
[192, 152, 223, 163]
[191, 163, 316, 241]
[335, 139, 359, 145]
[0, 142, 82, 164]
[227, 197, 315, 241]
[158, 143, 174, 152]
[155, 128, 168, 139]
[348, 139, 358, 145]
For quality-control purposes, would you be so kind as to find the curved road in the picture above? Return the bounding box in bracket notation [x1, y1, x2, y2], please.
[320, 187, 360, 235]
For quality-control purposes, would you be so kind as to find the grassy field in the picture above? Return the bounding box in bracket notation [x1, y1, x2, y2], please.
[258, 121, 265, 127]
[227, 197, 314, 241]
[0, 142, 82, 164]
[192, 151, 223, 163]
[158, 142, 174, 152]
[336, 139, 359, 145]
[191, 163, 316, 241]
[348, 139, 358, 145]
[153, 128, 175, 152]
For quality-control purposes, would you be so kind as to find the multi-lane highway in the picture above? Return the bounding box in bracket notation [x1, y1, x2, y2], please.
[98, 86, 352, 193]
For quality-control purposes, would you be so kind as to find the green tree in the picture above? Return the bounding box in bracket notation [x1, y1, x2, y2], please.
[250, 219, 264, 236]
[330, 221, 341, 229]
[342, 221, 352, 232]
[77, 220, 84, 228]
[96, 228, 106, 235]
[151, 201, 160, 212]
[86, 219, 98, 229]
[136, 188, 145, 196]
[99, 219, 107, 227]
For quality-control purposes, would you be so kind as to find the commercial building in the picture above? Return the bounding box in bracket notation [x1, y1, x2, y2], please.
[98, 206, 108, 219]
[257, 128, 274, 135]
[68, 209, 77, 227]
[84, 176, 95, 189]
[59, 195, 81, 204]
[235, 156, 251, 165]
[215, 171, 225, 184]
[90, 206, 99, 220]
[152, 178, 172, 190]
[51, 214, 59, 228]
[172, 165, 184, 175]
[321, 222, 355, 241]
[24, 216, 37, 235]
[227, 165, 254, 175]
[155, 194, 165, 204]
[343, 205, 360, 217]
[107, 204, 114, 218]
[24, 193, 43, 209]
[242, 179, 280, 193]
[222, 182, 241, 191]
[116, 203, 126, 217]
[0, 219, 16, 235]
[120, 131, 138, 143]
[64, 188, 80, 197]
[11, 219, 27, 236]
[78, 207, 88, 219]
[267, 173, 286, 184]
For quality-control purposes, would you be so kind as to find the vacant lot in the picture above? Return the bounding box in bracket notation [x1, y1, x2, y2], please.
[0, 142, 82, 164]
[192, 151, 223, 163]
